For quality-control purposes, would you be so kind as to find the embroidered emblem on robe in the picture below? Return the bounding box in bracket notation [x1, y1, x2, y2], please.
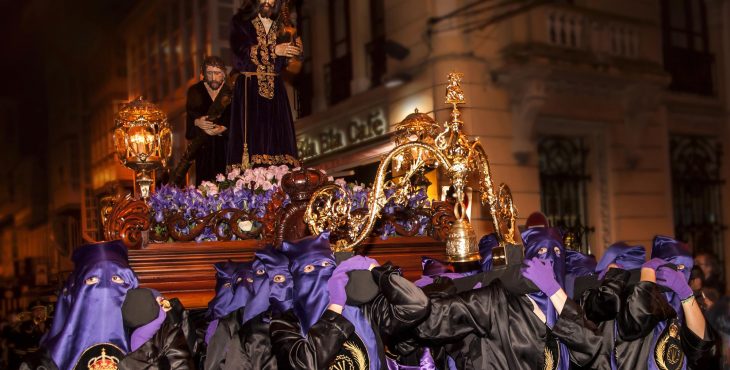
[74, 343, 124, 370]
[329, 333, 369, 370]
[655, 320, 684, 370]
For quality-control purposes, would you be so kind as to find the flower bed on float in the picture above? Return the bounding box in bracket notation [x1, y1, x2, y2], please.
[148, 165, 437, 243]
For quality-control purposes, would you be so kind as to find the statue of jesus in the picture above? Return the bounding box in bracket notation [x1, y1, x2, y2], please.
[227, 0, 301, 168]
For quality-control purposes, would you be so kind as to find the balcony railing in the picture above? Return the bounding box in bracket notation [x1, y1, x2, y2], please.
[545, 8, 640, 59]
[508, 5, 652, 62]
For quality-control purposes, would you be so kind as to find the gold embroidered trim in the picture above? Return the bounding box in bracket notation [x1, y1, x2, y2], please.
[250, 17, 277, 99]
[251, 154, 300, 167]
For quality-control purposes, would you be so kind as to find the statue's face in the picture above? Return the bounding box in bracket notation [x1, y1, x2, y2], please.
[204, 66, 225, 90]
[259, 0, 275, 18]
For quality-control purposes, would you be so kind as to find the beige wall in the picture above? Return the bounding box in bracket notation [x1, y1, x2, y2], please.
[297, 0, 729, 259]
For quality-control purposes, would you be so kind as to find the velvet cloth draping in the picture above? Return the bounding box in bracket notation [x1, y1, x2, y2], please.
[227, 12, 298, 168]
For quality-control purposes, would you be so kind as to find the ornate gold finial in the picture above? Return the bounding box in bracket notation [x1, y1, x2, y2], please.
[445, 72, 465, 106]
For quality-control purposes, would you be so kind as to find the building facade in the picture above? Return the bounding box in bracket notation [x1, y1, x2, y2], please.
[295, 0, 730, 269]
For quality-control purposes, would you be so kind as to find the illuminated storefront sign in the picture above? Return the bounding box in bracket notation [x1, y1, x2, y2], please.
[298, 107, 388, 161]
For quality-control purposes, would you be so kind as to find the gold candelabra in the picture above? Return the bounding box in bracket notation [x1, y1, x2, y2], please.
[305, 73, 519, 262]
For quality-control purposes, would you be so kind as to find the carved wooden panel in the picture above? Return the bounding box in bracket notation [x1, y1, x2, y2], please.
[129, 236, 447, 309]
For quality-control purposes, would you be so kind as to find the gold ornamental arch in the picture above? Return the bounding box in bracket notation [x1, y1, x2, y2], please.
[304, 73, 520, 262]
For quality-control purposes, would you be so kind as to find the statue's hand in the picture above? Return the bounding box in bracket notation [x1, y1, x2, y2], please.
[194, 116, 215, 130]
[275, 43, 301, 58]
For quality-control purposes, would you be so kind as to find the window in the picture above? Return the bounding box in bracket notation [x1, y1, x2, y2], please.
[326, 0, 352, 105]
[367, 0, 386, 87]
[538, 136, 594, 253]
[670, 135, 725, 258]
[660, 0, 714, 95]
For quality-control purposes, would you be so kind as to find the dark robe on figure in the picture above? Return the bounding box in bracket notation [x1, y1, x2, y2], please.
[269, 265, 430, 370]
[227, 11, 299, 168]
[186, 81, 231, 183]
[616, 280, 715, 369]
[574, 268, 632, 370]
[414, 279, 602, 370]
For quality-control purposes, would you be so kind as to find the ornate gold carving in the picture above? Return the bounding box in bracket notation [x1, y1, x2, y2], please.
[103, 195, 150, 249]
[305, 72, 520, 261]
[251, 17, 277, 99]
[251, 153, 300, 167]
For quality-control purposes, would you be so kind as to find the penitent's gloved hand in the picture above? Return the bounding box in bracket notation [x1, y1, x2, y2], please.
[642, 258, 668, 271]
[130, 307, 166, 351]
[327, 271, 349, 307]
[521, 257, 561, 297]
[335, 255, 380, 273]
[656, 266, 694, 300]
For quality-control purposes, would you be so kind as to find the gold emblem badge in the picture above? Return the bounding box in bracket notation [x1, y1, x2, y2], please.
[73, 343, 124, 370]
[543, 340, 559, 370]
[655, 320, 684, 370]
[328, 336, 369, 370]
[87, 348, 120, 370]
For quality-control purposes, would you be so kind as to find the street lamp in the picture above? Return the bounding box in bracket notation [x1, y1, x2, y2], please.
[113, 97, 172, 199]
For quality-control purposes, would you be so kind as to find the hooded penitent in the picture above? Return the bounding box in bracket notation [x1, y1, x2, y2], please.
[207, 260, 247, 320]
[280, 231, 335, 334]
[595, 242, 646, 277]
[281, 232, 381, 370]
[205, 261, 253, 343]
[649, 235, 694, 370]
[242, 245, 292, 323]
[522, 227, 569, 370]
[564, 249, 597, 299]
[42, 240, 139, 370]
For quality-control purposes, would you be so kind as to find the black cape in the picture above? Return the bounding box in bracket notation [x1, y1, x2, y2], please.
[414, 280, 602, 370]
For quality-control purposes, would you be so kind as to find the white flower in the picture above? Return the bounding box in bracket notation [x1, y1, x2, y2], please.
[334, 178, 347, 188]
[238, 220, 253, 232]
[261, 181, 273, 191]
[199, 181, 219, 196]
[227, 168, 241, 181]
[216, 174, 225, 182]
[353, 185, 363, 192]
[234, 179, 244, 191]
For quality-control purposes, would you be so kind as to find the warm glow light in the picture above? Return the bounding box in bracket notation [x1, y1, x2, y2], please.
[388, 91, 434, 133]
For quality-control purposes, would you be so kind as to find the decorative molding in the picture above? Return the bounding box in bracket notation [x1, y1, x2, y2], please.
[622, 83, 661, 169]
[501, 71, 548, 164]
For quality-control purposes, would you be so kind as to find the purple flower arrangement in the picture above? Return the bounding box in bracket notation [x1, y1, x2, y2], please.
[149, 166, 433, 242]
[333, 180, 432, 240]
[150, 165, 292, 242]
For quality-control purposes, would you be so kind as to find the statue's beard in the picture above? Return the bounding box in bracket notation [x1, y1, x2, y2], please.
[206, 79, 222, 90]
[259, 4, 272, 18]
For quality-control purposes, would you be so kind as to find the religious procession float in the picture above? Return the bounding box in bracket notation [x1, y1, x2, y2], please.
[105, 73, 520, 309]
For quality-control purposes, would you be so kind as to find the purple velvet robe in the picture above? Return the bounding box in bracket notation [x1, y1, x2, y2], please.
[227, 11, 299, 168]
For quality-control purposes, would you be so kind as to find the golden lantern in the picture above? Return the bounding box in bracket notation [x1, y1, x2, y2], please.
[305, 73, 520, 263]
[113, 97, 172, 199]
